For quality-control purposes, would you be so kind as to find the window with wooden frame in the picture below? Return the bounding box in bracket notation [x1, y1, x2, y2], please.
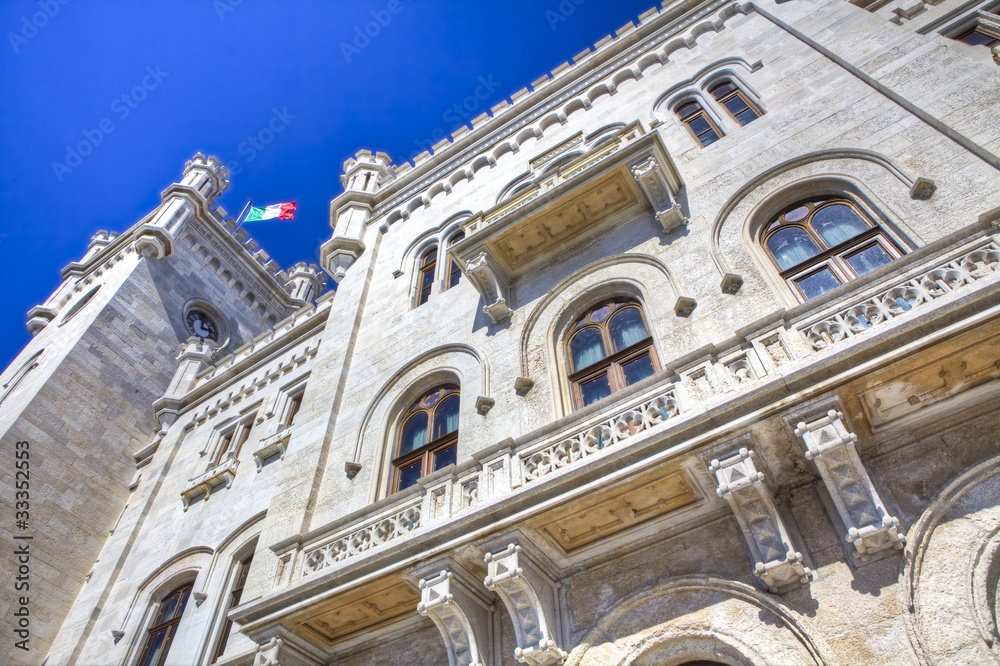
[211, 552, 254, 664]
[283, 392, 303, 427]
[417, 246, 437, 306]
[676, 99, 722, 147]
[567, 300, 660, 409]
[445, 232, 465, 290]
[392, 386, 460, 492]
[709, 80, 761, 126]
[762, 197, 903, 302]
[136, 582, 193, 666]
[215, 418, 254, 463]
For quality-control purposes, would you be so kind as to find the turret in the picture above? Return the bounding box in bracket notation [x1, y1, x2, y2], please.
[320, 149, 393, 281]
[135, 152, 229, 259]
[285, 262, 327, 303]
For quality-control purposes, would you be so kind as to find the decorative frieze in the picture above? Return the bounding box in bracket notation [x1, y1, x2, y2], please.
[480, 533, 566, 666]
[710, 448, 812, 593]
[793, 408, 905, 561]
[800, 242, 1000, 351]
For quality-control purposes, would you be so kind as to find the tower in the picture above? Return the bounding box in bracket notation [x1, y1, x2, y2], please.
[0, 153, 316, 658]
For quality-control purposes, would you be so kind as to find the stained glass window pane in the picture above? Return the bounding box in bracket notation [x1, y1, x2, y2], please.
[845, 245, 892, 276]
[399, 413, 428, 454]
[609, 308, 648, 352]
[796, 268, 841, 300]
[767, 227, 820, 270]
[622, 355, 655, 385]
[570, 328, 606, 371]
[811, 204, 868, 247]
[432, 395, 460, 440]
[580, 375, 612, 406]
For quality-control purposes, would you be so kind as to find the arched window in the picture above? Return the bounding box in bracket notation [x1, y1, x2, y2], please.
[676, 100, 722, 147]
[446, 232, 465, 289]
[417, 246, 437, 306]
[211, 552, 253, 663]
[709, 81, 760, 126]
[567, 300, 660, 409]
[762, 197, 902, 301]
[137, 582, 193, 666]
[393, 385, 460, 491]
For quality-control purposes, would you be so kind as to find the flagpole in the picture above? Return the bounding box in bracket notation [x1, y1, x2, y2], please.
[233, 200, 252, 233]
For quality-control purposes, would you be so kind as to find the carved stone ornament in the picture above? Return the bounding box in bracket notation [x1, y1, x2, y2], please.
[480, 534, 566, 665]
[414, 560, 493, 666]
[463, 251, 513, 324]
[793, 408, 905, 561]
[320, 236, 365, 281]
[629, 154, 687, 234]
[710, 448, 812, 593]
[251, 630, 325, 666]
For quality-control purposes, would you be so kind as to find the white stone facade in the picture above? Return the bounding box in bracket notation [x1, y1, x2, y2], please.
[3, 0, 1000, 664]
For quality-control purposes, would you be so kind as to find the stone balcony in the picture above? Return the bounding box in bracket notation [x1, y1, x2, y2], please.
[448, 122, 685, 323]
[232, 230, 1000, 659]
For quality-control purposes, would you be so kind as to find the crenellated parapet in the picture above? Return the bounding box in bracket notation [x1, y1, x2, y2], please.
[284, 262, 327, 303]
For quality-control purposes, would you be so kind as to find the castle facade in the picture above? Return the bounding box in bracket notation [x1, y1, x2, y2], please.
[3, 0, 1000, 664]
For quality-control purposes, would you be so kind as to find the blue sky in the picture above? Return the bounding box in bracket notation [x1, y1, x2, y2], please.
[0, 0, 657, 368]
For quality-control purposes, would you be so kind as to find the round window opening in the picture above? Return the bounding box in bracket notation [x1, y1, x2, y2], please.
[185, 309, 218, 341]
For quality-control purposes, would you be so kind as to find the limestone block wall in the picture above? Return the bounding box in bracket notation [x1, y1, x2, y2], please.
[0, 214, 294, 663]
[49, 305, 326, 665]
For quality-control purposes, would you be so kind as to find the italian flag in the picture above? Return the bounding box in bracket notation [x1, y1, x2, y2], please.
[244, 201, 296, 222]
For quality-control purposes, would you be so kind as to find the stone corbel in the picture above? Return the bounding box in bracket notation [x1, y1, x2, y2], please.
[251, 628, 325, 666]
[134, 225, 173, 259]
[463, 251, 512, 324]
[710, 448, 812, 593]
[629, 154, 686, 234]
[26, 305, 57, 335]
[319, 236, 366, 281]
[793, 408, 905, 561]
[479, 531, 566, 666]
[413, 558, 495, 666]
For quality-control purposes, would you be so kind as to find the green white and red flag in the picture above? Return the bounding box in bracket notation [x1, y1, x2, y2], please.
[244, 201, 296, 222]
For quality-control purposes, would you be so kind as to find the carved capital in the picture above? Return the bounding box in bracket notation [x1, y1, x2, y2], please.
[793, 407, 905, 561]
[710, 448, 812, 593]
[479, 532, 566, 665]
